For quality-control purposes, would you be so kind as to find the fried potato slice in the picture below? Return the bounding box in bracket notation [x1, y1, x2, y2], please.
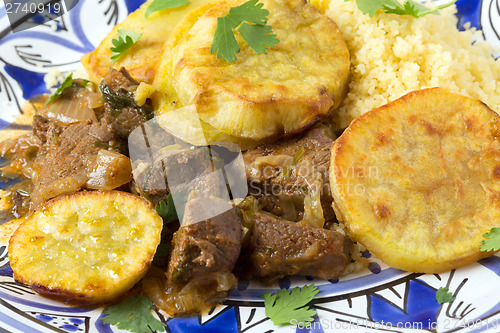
[9, 191, 162, 304]
[154, 0, 350, 142]
[330, 88, 500, 273]
[81, 0, 215, 84]
[0, 218, 24, 245]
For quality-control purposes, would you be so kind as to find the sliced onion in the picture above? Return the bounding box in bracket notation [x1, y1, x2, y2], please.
[42, 89, 100, 124]
[86, 150, 132, 190]
[248, 154, 294, 180]
[143, 268, 237, 316]
[301, 178, 325, 229]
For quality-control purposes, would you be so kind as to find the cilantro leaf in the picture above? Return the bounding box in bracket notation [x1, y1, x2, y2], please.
[261, 284, 319, 326]
[238, 22, 279, 54]
[211, 16, 240, 62]
[210, 0, 279, 62]
[101, 294, 166, 333]
[110, 29, 143, 64]
[227, 0, 269, 26]
[155, 193, 178, 223]
[436, 287, 455, 305]
[349, 0, 456, 18]
[351, 0, 399, 17]
[152, 194, 178, 266]
[145, 0, 190, 18]
[152, 242, 171, 266]
[481, 227, 500, 252]
[44, 73, 73, 106]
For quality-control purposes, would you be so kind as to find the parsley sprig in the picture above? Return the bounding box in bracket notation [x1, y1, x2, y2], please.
[110, 29, 143, 64]
[348, 0, 457, 18]
[481, 227, 500, 252]
[435, 287, 455, 305]
[44, 73, 73, 106]
[145, 0, 190, 18]
[101, 294, 166, 333]
[261, 284, 319, 326]
[153, 193, 178, 265]
[211, 0, 279, 62]
[155, 193, 178, 223]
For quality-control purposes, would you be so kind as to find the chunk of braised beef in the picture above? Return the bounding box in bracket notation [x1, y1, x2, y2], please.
[100, 68, 153, 139]
[166, 196, 242, 285]
[133, 147, 223, 207]
[30, 115, 130, 210]
[246, 211, 351, 282]
[243, 123, 337, 223]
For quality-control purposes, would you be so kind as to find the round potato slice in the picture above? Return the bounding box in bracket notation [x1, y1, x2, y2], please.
[81, 0, 215, 84]
[154, 0, 350, 142]
[330, 88, 500, 273]
[9, 191, 162, 304]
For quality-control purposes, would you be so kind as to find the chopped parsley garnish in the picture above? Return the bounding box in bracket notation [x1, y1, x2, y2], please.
[435, 287, 455, 305]
[155, 193, 178, 223]
[145, 0, 190, 18]
[210, 0, 279, 62]
[348, 0, 457, 18]
[261, 284, 319, 326]
[293, 147, 305, 165]
[101, 294, 166, 333]
[44, 73, 73, 106]
[283, 147, 305, 180]
[480, 227, 500, 252]
[110, 29, 143, 64]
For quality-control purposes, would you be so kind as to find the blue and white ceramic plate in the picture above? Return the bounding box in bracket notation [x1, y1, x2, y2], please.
[1, 0, 500, 332]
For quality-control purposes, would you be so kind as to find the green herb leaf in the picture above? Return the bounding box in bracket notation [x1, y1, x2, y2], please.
[261, 284, 319, 326]
[211, 16, 241, 62]
[481, 227, 500, 252]
[283, 147, 305, 180]
[152, 242, 171, 265]
[226, 0, 269, 26]
[155, 193, 178, 223]
[282, 167, 292, 180]
[145, 0, 190, 18]
[101, 294, 166, 333]
[210, 0, 279, 62]
[44, 73, 73, 106]
[349, 0, 456, 18]
[435, 287, 455, 305]
[293, 147, 305, 165]
[110, 29, 143, 64]
[238, 22, 279, 54]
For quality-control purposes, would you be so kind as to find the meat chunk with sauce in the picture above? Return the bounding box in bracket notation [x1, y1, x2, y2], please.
[30, 115, 132, 210]
[133, 146, 223, 207]
[28, 68, 153, 210]
[99, 68, 153, 139]
[243, 123, 336, 224]
[246, 211, 351, 282]
[166, 196, 242, 285]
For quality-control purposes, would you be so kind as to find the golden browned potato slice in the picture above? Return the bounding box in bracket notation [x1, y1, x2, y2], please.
[81, 0, 216, 84]
[9, 191, 162, 304]
[154, 0, 350, 142]
[0, 218, 24, 245]
[330, 88, 500, 273]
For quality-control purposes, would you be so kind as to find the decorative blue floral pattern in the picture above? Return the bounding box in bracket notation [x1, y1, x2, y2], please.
[0, 0, 499, 332]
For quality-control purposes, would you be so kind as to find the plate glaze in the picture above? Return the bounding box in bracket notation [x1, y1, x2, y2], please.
[0, 0, 500, 332]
